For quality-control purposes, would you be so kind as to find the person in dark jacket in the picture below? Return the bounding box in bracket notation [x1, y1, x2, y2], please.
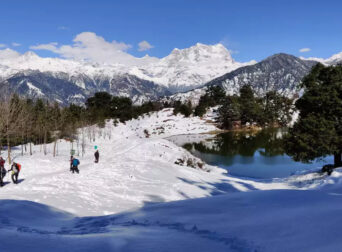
[94, 150, 99, 163]
[8, 162, 21, 184]
[70, 155, 74, 172]
[0, 157, 6, 186]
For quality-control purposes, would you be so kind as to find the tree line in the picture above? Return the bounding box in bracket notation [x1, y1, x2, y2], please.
[0, 92, 165, 164]
[173, 85, 295, 130]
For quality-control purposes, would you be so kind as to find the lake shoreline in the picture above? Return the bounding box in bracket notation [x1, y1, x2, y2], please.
[167, 128, 331, 179]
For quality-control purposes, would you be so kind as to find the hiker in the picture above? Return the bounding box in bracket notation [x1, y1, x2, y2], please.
[94, 150, 99, 163]
[8, 162, 21, 184]
[71, 157, 80, 174]
[0, 157, 6, 187]
[70, 155, 74, 172]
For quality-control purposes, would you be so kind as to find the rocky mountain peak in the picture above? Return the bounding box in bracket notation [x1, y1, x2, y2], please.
[167, 43, 234, 64]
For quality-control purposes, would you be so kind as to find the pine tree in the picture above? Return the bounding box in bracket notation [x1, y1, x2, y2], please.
[194, 85, 226, 116]
[284, 63, 342, 167]
[218, 96, 240, 129]
[239, 85, 262, 125]
[263, 91, 294, 127]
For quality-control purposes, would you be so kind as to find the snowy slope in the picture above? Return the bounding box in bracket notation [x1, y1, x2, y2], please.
[1, 171, 342, 251]
[0, 109, 225, 216]
[0, 108, 341, 251]
[0, 108, 326, 216]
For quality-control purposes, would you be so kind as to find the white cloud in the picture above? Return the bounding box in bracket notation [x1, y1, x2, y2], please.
[0, 48, 21, 59]
[30, 42, 59, 51]
[0, 44, 6, 48]
[30, 32, 139, 65]
[12, 42, 21, 47]
[299, 48, 311, 53]
[138, 40, 154, 51]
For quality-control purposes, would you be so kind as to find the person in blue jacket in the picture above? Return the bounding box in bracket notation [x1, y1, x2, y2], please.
[70, 156, 80, 174]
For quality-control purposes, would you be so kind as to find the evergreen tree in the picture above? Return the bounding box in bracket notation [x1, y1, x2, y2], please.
[173, 100, 192, 117]
[194, 104, 207, 117]
[218, 96, 241, 129]
[194, 85, 226, 117]
[239, 85, 262, 125]
[263, 91, 294, 127]
[284, 64, 342, 167]
[180, 101, 192, 117]
[206, 85, 226, 105]
[110, 96, 133, 122]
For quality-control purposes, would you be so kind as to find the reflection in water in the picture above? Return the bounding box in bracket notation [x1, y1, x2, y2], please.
[168, 129, 332, 179]
[185, 128, 286, 157]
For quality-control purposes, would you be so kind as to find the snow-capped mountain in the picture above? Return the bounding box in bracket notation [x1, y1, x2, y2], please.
[165, 53, 320, 106]
[0, 44, 254, 104]
[206, 53, 318, 97]
[0, 43, 253, 90]
[304, 52, 342, 65]
[0, 69, 170, 105]
[131, 43, 256, 92]
[1, 44, 341, 105]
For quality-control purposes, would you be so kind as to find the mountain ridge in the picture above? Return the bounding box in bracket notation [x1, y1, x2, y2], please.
[0, 43, 341, 105]
[206, 53, 318, 97]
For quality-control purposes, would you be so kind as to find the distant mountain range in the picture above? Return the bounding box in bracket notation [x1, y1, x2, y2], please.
[165, 52, 342, 105]
[206, 53, 317, 97]
[0, 44, 341, 105]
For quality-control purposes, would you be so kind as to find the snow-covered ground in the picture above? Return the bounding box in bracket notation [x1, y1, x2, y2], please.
[0, 109, 225, 216]
[0, 108, 341, 251]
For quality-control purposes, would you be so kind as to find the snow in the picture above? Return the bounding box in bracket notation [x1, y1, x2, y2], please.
[2, 171, 342, 251]
[302, 51, 342, 65]
[26, 81, 44, 96]
[0, 108, 341, 251]
[0, 43, 256, 92]
[132, 43, 256, 90]
[0, 109, 225, 216]
[161, 87, 207, 106]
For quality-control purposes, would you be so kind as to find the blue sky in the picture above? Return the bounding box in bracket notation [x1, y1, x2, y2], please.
[0, 0, 341, 62]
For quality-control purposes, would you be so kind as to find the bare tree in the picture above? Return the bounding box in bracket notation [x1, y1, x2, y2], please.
[0, 93, 25, 164]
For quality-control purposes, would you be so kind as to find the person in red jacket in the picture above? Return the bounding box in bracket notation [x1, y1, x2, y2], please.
[0, 157, 5, 169]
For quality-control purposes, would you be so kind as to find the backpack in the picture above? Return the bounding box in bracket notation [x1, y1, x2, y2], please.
[17, 164, 21, 172]
[72, 159, 80, 166]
